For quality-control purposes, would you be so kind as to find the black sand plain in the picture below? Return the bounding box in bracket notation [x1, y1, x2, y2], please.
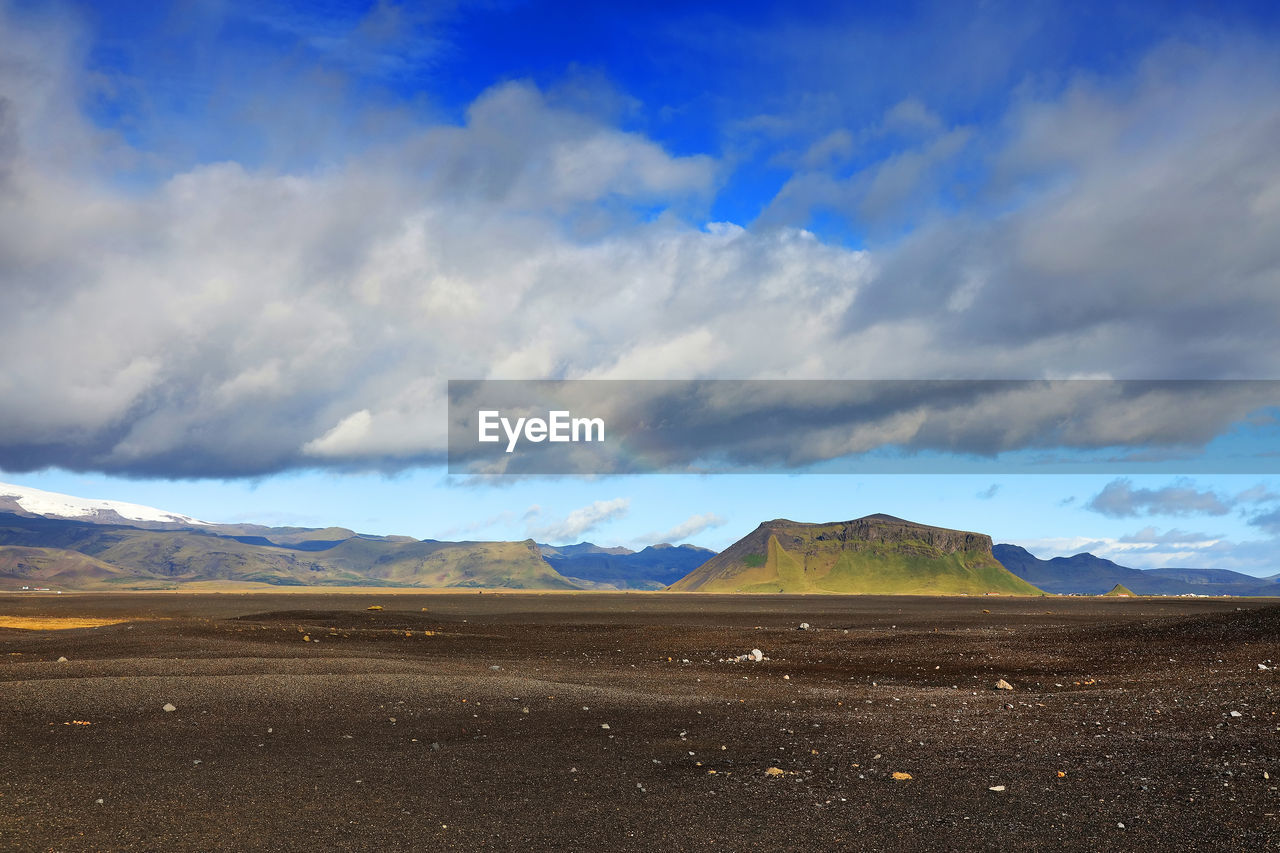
[1, 592, 1277, 852]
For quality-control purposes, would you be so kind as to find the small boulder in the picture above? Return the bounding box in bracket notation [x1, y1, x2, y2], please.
[162, 703, 177, 713]
[56, 656, 68, 663]
[995, 679, 1013, 691]
[749, 649, 763, 662]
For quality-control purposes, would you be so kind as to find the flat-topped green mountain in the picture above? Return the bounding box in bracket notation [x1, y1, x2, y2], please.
[669, 514, 1042, 595]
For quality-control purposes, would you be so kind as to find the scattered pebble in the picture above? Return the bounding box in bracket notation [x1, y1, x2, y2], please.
[162, 703, 177, 713]
[56, 656, 68, 663]
[989, 785, 1006, 792]
[995, 679, 1013, 691]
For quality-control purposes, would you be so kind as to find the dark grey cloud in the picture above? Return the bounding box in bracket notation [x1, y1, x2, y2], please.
[1083, 478, 1280, 519]
[1087, 478, 1280, 519]
[1088, 479, 1231, 518]
[1247, 508, 1280, 537]
[448, 380, 1280, 475]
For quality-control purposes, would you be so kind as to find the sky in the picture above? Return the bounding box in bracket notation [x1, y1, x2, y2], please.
[2, 1, 1280, 574]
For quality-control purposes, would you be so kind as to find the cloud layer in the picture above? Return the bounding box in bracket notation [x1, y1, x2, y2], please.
[2, 8, 1280, 478]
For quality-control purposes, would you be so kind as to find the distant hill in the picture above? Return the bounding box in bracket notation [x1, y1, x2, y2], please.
[0, 511, 579, 591]
[1102, 583, 1135, 596]
[992, 546, 1138, 595]
[537, 542, 634, 559]
[0, 545, 133, 587]
[1144, 568, 1280, 590]
[669, 514, 1041, 595]
[993, 544, 1280, 596]
[540, 542, 716, 590]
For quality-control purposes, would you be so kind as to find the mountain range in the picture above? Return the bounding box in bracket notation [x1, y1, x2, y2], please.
[991, 545, 1280, 596]
[1, 481, 1277, 595]
[0, 482, 703, 591]
[538, 542, 715, 590]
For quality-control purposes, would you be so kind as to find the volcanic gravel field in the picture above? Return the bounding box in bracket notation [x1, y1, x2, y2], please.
[1, 592, 1277, 852]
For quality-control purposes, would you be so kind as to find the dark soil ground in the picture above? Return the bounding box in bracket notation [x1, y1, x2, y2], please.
[1, 592, 1277, 852]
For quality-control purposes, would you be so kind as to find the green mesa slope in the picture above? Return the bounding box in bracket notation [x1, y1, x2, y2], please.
[669, 514, 1042, 595]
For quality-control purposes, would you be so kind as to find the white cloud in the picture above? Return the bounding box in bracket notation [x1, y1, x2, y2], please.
[643, 512, 727, 544]
[527, 498, 630, 542]
[882, 98, 942, 134]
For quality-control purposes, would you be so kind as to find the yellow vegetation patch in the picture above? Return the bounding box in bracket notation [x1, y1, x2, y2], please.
[0, 617, 128, 630]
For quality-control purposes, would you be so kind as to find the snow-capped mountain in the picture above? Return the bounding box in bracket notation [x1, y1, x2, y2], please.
[0, 481, 209, 528]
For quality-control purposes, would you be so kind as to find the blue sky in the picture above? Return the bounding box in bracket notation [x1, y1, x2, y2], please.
[3, 1, 1280, 573]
